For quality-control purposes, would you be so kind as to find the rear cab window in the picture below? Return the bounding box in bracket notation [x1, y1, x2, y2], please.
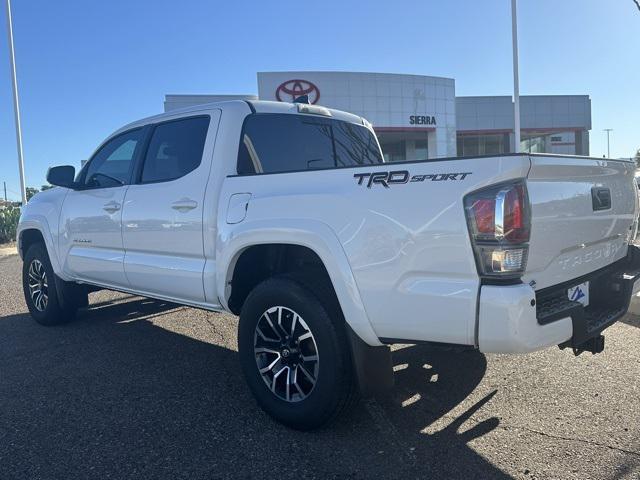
[237, 113, 383, 174]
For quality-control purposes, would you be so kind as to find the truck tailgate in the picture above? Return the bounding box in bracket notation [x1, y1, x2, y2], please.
[524, 155, 638, 290]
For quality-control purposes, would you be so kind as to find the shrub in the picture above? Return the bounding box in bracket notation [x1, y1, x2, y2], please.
[0, 206, 21, 244]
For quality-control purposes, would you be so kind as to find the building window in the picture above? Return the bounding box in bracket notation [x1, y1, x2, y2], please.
[377, 132, 430, 162]
[521, 135, 547, 153]
[379, 140, 406, 162]
[484, 135, 503, 155]
[414, 140, 428, 160]
[457, 134, 505, 157]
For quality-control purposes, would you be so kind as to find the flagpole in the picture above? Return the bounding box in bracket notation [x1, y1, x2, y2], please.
[604, 128, 613, 158]
[5, 0, 27, 205]
[511, 0, 521, 154]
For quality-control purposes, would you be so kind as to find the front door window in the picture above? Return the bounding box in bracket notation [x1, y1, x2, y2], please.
[83, 129, 143, 188]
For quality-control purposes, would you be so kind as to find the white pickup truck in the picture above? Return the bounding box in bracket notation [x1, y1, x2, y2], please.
[18, 99, 640, 430]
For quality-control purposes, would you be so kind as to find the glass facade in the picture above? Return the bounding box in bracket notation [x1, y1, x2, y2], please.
[456, 130, 586, 157]
[521, 134, 547, 153]
[415, 140, 428, 159]
[377, 131, 430, 163]
[379, 140, 406, 162]
[456, 134, 507, 157]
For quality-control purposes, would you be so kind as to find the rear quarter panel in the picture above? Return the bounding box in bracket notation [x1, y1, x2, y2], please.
[220, 155, 531, 345]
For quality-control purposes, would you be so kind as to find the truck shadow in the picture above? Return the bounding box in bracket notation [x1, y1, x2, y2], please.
[369, 345, 507, 478]
[0, 296, 508, 479]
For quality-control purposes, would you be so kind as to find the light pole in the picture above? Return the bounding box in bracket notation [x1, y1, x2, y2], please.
[5, 0, 27, 205]
[511, 0, 521, 153]
[604, 128, 613, 158]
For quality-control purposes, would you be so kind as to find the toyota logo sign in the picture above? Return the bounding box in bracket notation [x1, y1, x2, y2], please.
[275, 79, 320, 104]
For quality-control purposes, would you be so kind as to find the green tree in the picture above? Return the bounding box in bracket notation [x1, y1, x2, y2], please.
[0, 205, 20, 243]
[635, 149, 640, 169]
[26, 187, 39, 201]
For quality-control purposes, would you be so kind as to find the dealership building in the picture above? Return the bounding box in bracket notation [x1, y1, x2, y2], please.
[165, 71, 592, 161]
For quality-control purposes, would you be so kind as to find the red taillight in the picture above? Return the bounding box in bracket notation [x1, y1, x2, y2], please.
[464, 181, 531, 278]
[473, 199, 495, 234]
[503, 184, 529, 242]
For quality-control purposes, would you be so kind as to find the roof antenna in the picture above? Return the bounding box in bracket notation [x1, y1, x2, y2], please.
[293, 95, 310, 104]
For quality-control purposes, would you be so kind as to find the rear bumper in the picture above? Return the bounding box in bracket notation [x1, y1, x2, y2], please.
[538, 245, 640, 349]
[478, 245, 640, 354]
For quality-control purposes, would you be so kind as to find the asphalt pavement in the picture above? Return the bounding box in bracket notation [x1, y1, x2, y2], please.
[0, 252, 639, 479]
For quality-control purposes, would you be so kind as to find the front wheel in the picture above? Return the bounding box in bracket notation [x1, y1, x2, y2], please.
[22, 243, 84, 326]
[238, 276, 358, 430]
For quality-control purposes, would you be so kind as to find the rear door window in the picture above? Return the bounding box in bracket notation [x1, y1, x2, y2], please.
[237, 114, 382, 174]
[140, 116, 210, 183]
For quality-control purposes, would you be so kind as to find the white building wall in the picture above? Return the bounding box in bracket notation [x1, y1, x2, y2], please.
[257, 72, 457, 158]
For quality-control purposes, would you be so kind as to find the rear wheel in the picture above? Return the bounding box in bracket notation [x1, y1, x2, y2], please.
[22, 243, 85, 326]
[238, 276, 358, 430]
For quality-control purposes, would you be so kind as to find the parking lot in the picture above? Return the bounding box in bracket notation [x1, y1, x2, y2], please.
[1, 252, 639, 480]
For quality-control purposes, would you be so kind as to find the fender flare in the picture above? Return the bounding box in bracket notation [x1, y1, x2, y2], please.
[17, 218, 68, 279]
[217, 218, 382, 346]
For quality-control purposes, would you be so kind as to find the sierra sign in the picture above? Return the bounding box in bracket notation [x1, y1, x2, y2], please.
[409, 115, 437, 126]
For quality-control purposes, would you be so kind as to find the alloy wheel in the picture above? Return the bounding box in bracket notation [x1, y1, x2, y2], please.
[253, 306, 320, 402]
[27, 259, 49, 312]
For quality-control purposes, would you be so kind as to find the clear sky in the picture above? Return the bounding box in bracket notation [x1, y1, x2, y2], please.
[0, 0, 638, 199]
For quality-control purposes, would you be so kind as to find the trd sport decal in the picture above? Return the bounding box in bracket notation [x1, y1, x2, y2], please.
[353, 170, 472, 188]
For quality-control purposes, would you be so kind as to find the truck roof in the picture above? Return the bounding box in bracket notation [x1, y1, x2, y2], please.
[114, 100, 367, 138]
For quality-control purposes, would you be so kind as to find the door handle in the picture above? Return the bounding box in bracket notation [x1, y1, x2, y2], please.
[103, 201, 121, 214]
[171, 199, 198, 212]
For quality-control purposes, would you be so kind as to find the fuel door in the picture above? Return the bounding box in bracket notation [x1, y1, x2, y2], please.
[226, 193, 251, 224]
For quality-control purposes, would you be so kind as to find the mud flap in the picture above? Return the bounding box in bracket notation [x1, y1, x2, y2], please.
[53, 274, 88, 310]
[346, 325, 394, 396]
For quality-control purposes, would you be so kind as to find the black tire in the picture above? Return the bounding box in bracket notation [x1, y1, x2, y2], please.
[238, 276, 358, 430]
[22, 243, 83, 326]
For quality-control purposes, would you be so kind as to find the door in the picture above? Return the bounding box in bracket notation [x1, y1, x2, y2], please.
[122, 114, 217, 304]
[59, 128, 144, 287]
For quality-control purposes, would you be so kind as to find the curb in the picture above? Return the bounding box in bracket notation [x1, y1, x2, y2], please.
[0, 247, 17, 257]
[628, 293, 640, 315]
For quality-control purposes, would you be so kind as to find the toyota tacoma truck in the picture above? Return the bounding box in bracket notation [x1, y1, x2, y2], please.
[18, 99, 640, 430]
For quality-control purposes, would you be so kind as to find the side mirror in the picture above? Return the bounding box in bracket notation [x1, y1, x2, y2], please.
[46, 165, 76, 189]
